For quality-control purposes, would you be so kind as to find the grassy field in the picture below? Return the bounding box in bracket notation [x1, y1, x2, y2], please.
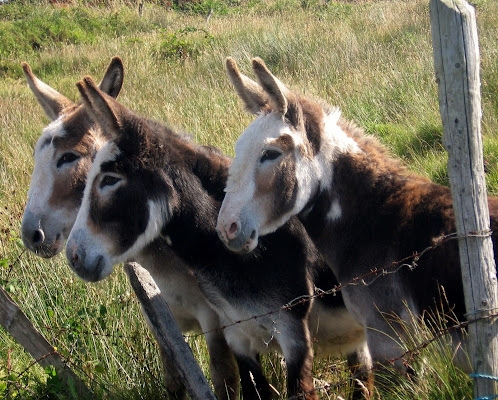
[0, 0, 496, 398]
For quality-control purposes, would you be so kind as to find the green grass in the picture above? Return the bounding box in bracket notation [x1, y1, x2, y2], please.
[0, 0, 497, 398]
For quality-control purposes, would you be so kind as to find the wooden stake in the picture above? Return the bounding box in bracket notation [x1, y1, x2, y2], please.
[430, 0, 498, 396]
[124, 262, 216, 400]
[0, 286, 93, 398]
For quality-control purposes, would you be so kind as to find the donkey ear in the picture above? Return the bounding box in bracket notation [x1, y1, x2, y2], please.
[226, 57, 269, 115]
[251, 57, 290, 116]
[22, 62, 74, 121]
[76, 76, 122, 141]
[98, 56, 124, 99]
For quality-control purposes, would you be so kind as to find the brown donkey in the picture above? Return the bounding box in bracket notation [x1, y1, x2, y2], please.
[217, 57, 498, 385]
[65, 76, 371, 399]
[21, 59, 240, 400]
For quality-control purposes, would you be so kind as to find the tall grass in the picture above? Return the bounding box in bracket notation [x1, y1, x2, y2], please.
[0, 0, 496, 398]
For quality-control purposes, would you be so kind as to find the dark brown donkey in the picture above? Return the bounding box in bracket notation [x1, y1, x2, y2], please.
[20, 60, 240, 400]
[65, 76, 370, 399]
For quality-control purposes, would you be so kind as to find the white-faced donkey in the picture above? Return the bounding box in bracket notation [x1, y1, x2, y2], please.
[216, 57, 498, 387]
[20, 59, 241, 400]
[65, 75, 372, 399]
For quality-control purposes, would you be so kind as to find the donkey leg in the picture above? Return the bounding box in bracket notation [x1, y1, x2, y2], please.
[279, 320, 317, 400]
[363, 312, 416, 394]
[343, 279, 417, 391]
[235, 353, 273, 400]
[204, 329, 239, 400]
[346, 342, 373, 400]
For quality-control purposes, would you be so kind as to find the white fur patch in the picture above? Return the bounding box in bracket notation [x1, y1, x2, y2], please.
[314, 108, 361, 191]
[116, 199, 168, 264]
[26, 119, 65, 215]
[326, 198, 342, 221]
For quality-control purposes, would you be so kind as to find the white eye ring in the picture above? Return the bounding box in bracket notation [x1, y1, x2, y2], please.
[99, 174, 122, 189]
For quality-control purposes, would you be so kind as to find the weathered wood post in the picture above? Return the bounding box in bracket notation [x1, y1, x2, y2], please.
[124, 262, 216, 400]
[430, 0, 498, 396]
[0, 286, 93, 398]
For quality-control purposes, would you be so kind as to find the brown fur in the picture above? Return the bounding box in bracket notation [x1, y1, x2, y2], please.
[220, 57, 498, 392]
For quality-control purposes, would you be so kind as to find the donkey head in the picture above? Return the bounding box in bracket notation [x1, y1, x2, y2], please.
[66, 77, 172, 282]
[217, 57, 359, 253]
[21, 58, 124, 258]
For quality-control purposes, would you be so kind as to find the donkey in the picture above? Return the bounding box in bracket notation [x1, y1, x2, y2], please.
[20, 60, 240, 400]
[65, 76, 371, 400]
[216, 58, 498, 379]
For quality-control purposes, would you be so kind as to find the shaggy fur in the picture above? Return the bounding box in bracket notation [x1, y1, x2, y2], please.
[217, 57, 498, 388]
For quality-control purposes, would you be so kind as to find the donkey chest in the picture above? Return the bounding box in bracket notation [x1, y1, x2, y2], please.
[204, 293, 285, 355]
[135, 253, 213, 333]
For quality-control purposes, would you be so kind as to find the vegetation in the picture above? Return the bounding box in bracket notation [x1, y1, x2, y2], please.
[0, 0, 496, 398]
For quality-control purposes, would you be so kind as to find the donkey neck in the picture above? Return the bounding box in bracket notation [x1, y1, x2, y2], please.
[157, 134, 238, 265]
[300, 141, 455, 278]
[190, 145, 231, 203]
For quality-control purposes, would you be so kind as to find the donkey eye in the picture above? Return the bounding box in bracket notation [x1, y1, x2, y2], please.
[100, 175, 121, 189]
[260, 149, 282, 163]
[56, 152, 79, 168]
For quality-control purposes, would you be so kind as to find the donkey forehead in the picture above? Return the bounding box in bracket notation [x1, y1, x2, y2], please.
[227, 114, 301, 192]
[35, 107, 95, 156]
[87, 142, 121, 181]
[235, 113, 303, 156]
[35, 118, 66, 155]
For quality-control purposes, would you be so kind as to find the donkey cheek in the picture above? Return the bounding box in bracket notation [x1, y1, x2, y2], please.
[255, 168, 279, 194]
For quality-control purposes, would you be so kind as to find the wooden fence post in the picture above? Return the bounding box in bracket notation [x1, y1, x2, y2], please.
[124, 262, 216, 400]
[430, 0, 498, 396]
[0, 286, 93, 398]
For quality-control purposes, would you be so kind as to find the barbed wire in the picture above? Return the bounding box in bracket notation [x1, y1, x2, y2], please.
[1, 229, 495, 398]
[183, 230, 492, 339]
[4, 305, 495, 400]
[7, 230, 493, 348]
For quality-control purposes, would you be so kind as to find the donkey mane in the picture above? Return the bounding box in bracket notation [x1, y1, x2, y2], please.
[285, 89, 413, 181]
[116, 114, 232, 203]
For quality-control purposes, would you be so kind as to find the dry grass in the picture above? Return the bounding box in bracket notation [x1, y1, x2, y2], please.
[0, 0, 496, 398]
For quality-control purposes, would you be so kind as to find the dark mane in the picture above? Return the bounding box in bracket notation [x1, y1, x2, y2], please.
[338, 116, 414, 180]
[116, 115, 231, 202]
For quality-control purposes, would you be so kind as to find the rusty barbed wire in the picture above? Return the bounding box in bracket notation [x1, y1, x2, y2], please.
[185, 230, 492, 339]
[1, 229, 495, 399]
[20, 230, 494, 344]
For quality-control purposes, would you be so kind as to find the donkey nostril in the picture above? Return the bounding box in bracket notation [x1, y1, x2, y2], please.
[71, 247, 86, 269]
[72, 252, 79, 266]
[250, 230, 256, 240]
[229, 222, 238, 235]
[32, 229, 45, 246]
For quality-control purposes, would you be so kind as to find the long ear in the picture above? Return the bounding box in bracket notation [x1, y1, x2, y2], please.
[22, 62, 74, 121]
[226, 57, 269, 115]
[251, 57, 290, 116]
[98, 56, 124, 99]
[76, 76, 122, 141]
